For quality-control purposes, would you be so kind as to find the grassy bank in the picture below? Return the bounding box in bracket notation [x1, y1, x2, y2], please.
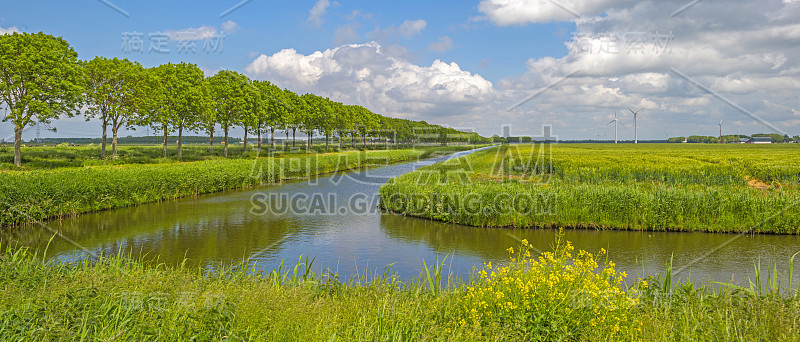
[0, 143, 434, 170]
[0, 145, 481, 227]
[1, 233, 798, 341]
[380, 144, 800, 233]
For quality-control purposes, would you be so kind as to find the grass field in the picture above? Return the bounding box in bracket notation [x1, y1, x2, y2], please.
[1, 232, 798, 341]
[380, 144, 800, 233]
[0, 143, 430, 170]
[0, 144, 482, 227]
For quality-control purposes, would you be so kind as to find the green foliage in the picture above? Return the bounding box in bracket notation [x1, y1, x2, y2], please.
[0, 32, 84, 166]
[83, 56, 146, 157]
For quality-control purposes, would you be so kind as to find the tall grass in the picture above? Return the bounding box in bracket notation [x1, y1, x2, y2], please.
[380, 144, 800, 233]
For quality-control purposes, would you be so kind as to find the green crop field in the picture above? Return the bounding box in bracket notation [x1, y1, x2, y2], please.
[380, 144, 800, 233]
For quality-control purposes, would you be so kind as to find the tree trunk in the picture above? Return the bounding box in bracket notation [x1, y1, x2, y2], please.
[257, 127, 262, 152]
[285, 131, 289, 150]
[112, 125, 119, 158]
[101, 119, 108, 159]
[177, 124, 184, 160]
[307, 131, 312, 152]
[339, 133, 343, 149]
[292, 128, 296, 147]
[13, 124, 23, 168]
[243, 126, 248, 153]
[363, 134, 366, 149]
[325, 133, 329, 151]
[223, 127, 229, 158]
[209, 129, 214, 154]
[270, 129, 275, 149]
[162, 123, 168, 158]
[352, 134, 355, 148]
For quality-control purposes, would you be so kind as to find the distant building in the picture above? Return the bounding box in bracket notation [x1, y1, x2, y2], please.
[750, 137, 772, 144]
[738, 138, 749, 144]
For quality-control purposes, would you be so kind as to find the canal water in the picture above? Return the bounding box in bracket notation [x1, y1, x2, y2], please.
[4, 148, 800, 288]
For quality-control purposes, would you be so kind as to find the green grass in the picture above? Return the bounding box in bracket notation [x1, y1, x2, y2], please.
[380, 144, 800, 233]
[0, 143, 432, 170]
[1, 233, 798, 341]
[0, 145, 483, 227]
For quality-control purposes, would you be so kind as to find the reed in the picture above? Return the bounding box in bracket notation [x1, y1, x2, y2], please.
[380, 144, 800, 233]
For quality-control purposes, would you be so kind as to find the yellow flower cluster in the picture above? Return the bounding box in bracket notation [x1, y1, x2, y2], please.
[459, 235, 639, 339]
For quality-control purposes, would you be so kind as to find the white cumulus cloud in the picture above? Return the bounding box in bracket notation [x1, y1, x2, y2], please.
[478, 0, 632, 25]
[245, 42, 493, 120]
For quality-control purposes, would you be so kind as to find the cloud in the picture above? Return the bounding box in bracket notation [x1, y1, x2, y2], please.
[367, 19, 428, 41]
[0, 26, 19, 35]
[192, 0, 800, 138]
[478, 0, 632, 25]
[472, 0, 800, 138]
[398, 19, 427, 36]
[164, 26, 218, 41]
[245, 42, 493, 120]
[307, 0, 332, 27]
[163, 21, 241, 41]
[221, 20, 240, 34]
[429, 36, 453, 52]
[346, 9, 372, 21]
[333, 22, 361, 45]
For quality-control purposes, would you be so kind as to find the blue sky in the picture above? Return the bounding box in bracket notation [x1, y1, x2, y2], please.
[2, 0, 799, 140]
[1, 1, 570, 81]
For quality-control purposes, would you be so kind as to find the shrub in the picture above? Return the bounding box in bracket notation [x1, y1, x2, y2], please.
[457, 231, 639, 340]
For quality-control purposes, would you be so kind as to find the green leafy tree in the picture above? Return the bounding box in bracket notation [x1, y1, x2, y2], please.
[83, 57, 143, 158]
[253, 80, 288, 151]
[147, 62, 206, 159]
[0, 32, 84, 167]
[198, 78, 217, 153]
[301, 93, 325, 151]
[130, 67, 168, 152]
[281, 89, 307, 148]
[354, 106, 376, 148]
[315, 97, 338, 151]
[333, 102, 353, 149]
[207, 70, 250, 157]
[239, 80, 260, 153]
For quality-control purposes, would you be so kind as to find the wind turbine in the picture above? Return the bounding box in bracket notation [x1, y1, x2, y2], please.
[608, 111, 624, 144]
[718, 120, 723, 143]
[627, 107, 645, 144]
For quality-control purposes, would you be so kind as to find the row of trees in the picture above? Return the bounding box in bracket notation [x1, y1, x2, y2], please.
[0, 32, 489, 167]
[667, 134, 799, 144]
